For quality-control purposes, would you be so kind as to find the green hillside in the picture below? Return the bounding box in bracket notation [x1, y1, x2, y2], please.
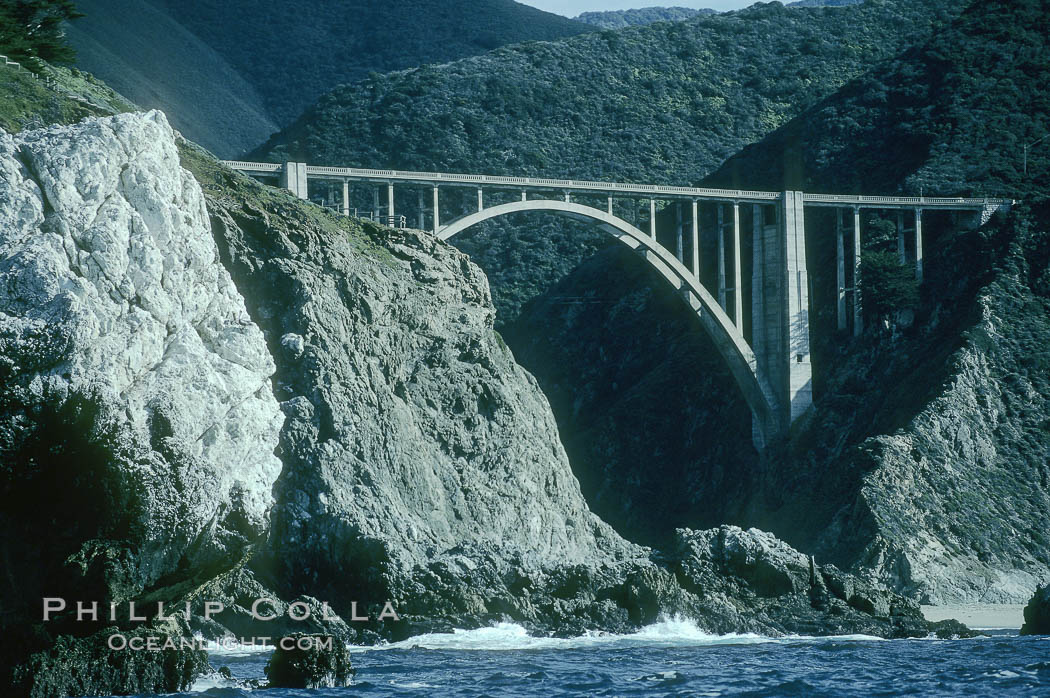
[511, 0, 1050, 599]
[64, 0, 591, 156]
[706, 0, 1050, 200]
[576, 7, 715, 29]
[255, 0, 964, 323]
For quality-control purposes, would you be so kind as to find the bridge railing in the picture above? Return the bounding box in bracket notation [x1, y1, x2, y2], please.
[294, 163, 784, 202]
[221, 160, 1013, 210]
[804, 193, 1013, 209]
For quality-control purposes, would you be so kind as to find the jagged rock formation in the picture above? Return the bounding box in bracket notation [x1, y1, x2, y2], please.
[0, 107, 962, 692]
[1020, 585, 1050, 635]
[189, 143, 645, 635]
[0, 110, 281, 690]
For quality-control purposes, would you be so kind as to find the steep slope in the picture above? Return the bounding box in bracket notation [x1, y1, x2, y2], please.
[517, 0, 1050, 603]
[64, 0, 278, 157]
[698, 0, 1050, 603]
[254, 0, 964, 324]
[65, 0, 592, 157]
[0, 68, 954, 692]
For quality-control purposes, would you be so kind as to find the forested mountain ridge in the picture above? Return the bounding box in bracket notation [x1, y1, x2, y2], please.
[255, 0, 965, 324]
[64, 0, 591, 156]
[575, 2, 863, 29]
[706, 0, 1050, 200]
[575, 7, 715, 28]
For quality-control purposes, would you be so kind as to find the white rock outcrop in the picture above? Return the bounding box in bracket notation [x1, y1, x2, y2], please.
[0, 110, 282, 532]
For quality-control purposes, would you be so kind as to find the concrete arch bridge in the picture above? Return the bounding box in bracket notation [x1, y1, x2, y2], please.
[224, 160, 1011, 449]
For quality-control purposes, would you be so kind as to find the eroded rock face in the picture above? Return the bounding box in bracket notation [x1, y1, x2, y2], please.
[202, 168, 644, 632]
[0, 111, 282, 634]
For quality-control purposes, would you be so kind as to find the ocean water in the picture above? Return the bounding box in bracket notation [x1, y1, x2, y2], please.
[154, 617, 1048, 697]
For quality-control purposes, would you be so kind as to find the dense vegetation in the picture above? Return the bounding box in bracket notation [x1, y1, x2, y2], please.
[706, 0, 1050, 201]
[65, 0, 590, 156]
[511, 0, 1050, 588]
[575, 7, 714, 29]
[0, 0, 81, 65]
[256, 0, 965, 323]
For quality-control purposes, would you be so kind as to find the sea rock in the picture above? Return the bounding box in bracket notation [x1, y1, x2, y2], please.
[264, 634, 354, 689]
[1020, 584, 1050, 635]
[10, 626, 208, 697]
[668, 526, 946, 638]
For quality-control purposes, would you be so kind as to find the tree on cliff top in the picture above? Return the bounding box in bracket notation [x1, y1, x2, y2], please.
[0, 0, 82, 65]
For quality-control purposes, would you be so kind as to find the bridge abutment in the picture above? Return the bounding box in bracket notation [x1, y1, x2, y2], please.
[282, 162, 308, 199]
[751, 192, 813, 442]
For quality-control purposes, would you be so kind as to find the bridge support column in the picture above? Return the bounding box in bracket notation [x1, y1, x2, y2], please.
[897, 210, 906, 264]
[675, 203, 684, 263]
[915, 208, 923, 282]
[282, 162, 308, 199]
[342, 179, 349, 216]
[478, 188, 484, 213]
[717, 204, 727, 311]
[387, 183, 395, 222]
[853, 206, 862, 336]
[752, 192, 812, 442]
[418, 190, 426, 230]
[836, 209, 846, 331]
[522, 190, 527, 202]
[732, 202, 742, 328]
[649, 199, 656, 238]
[564, 191, 571, 203]
[373, 189, 380, 219]
[691, 200, 700, 277]
[433, 186, 440, 234]
[607, 196, 613, 215]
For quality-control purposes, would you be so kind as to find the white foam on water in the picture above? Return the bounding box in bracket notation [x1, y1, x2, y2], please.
[350, 615, 884, 653]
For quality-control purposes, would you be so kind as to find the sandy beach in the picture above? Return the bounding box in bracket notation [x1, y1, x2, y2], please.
[921, 604, 1026, 629]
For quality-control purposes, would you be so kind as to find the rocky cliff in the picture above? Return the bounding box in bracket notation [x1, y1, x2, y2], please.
[0, 105, 959, 692]
[0, 110, 280, 693]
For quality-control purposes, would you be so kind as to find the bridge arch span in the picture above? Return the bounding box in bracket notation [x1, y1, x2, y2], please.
[438, 199, 779, 442]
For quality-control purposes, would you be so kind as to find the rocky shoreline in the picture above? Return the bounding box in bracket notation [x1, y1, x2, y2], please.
[0, 111, 987, 694]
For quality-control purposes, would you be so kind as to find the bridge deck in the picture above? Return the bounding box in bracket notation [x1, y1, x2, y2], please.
[221, 160, 1011, 211]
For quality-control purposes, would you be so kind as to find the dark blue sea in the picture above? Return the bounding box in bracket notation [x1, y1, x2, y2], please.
[151, 618, 1049, 697]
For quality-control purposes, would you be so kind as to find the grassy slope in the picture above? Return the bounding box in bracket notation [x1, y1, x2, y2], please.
[65, 0, 592, 157]
[64, 0, 278, 157]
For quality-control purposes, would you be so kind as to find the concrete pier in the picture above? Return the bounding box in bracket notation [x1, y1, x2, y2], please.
[282, 162, 308, 199]
[718, 205, 727, 311]
[751, 192, 812, 437]
[649, 199, 656, 238]
[836, 209, 846, 331]
[342, 180, 350, 216]
[675, 203, 684, 263]
[432, 186, 440, 233]
[691, 200, 700, 277]
[897, 210, 906, 264]
[732, 202, 742, 328]
[915, 208, 924, 281]
[853, 206, 862, 336]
